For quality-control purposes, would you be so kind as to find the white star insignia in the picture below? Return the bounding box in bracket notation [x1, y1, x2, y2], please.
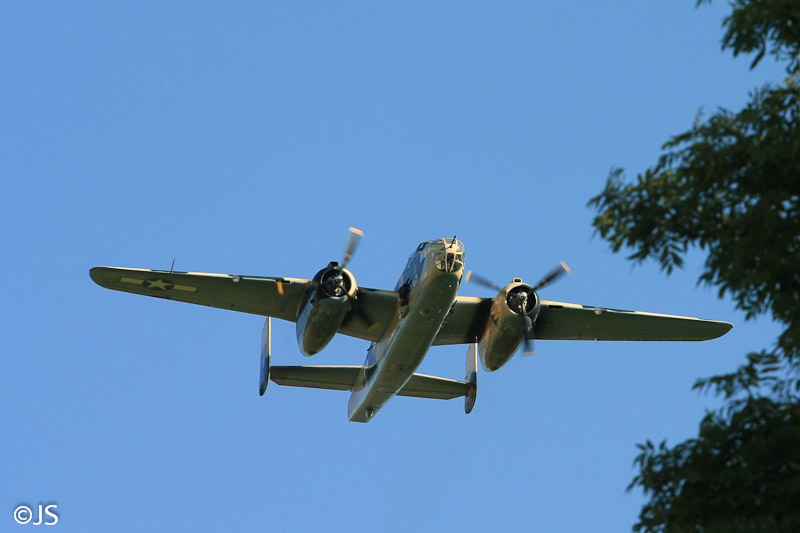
[144, 278, 173, 291]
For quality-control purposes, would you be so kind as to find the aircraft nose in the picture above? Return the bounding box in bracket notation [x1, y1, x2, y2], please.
[447, 237, 463, 251]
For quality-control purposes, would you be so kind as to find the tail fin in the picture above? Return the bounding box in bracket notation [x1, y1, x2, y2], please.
[259, 317, 271, 396]
[465, 343, 478, 414]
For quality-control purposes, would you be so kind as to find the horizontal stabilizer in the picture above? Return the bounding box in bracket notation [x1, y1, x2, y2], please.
[270, 365, 470, 400]
[398, 373, 470, 400]
[270, 366, 361, 391]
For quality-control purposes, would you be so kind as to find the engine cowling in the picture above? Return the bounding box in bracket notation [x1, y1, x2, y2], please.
[295, 262, 358, 356]
[479, 279, 540, 371]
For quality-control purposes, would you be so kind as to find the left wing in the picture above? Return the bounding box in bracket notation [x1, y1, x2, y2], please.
[433, 296, 732, 345]
[89, 267, 398, 342]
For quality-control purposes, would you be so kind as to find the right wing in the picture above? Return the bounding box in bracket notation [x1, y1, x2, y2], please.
[433, 296, 732, 345]
[89, 266, 399, 342]
[533, 300, 732, 341]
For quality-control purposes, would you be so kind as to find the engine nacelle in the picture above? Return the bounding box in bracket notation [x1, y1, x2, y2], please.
[295, 263, 357, 356]
[479, 279, 540, 371]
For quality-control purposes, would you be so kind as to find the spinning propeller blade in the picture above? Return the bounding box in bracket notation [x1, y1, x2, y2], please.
[339, 228, 375, 329]
[464, 270, 500, 291]
[351, 300, 376, 330]
[522, 314, 535, 356]
[342, 227, 364, 268]
[531, 261, 570, 292]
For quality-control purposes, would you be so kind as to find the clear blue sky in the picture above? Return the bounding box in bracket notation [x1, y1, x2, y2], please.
[1, 2, 784, 532]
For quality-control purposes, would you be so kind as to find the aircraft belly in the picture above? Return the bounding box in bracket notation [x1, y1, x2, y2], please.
[348, 272, 460, 422]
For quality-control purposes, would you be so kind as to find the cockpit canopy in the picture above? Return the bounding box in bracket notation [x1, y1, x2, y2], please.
[404, 238, 465, 275]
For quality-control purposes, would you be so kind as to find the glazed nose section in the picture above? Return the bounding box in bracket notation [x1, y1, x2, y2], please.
[434, 238, 465, 275]
[447, 239, 464, 275]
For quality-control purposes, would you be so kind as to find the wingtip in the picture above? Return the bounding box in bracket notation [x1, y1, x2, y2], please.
[89, 266, 122, 288]
[89, 266, 104, 285]
[703, 320, 734, 340]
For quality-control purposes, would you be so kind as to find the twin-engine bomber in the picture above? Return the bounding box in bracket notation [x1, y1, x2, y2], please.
[90, 228, 732, 422]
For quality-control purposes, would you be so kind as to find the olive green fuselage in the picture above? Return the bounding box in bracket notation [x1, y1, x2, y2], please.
[347, 239, 464, 422]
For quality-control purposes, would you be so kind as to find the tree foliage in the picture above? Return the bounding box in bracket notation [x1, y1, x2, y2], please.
[630, 399, 800, 533]
[588, 1, 800, 530]
[696, 0, 800, 72]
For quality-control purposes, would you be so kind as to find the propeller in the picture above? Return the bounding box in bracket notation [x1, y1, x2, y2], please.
[333, 227, 376, 329]
[313, 227, 365, 296]
[464, 270, 500, 291]
[506, 287, 536, 355]
[350, 298, 377, 331]
[531, 261, 571, 292]
[342, 227, 364, 268]
[522, 316, 534, 355]
[321, 270, 349, 297]
[466, 261, 571, 356]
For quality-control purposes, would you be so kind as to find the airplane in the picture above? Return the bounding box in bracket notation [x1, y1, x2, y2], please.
[90, 228, 732, 422]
